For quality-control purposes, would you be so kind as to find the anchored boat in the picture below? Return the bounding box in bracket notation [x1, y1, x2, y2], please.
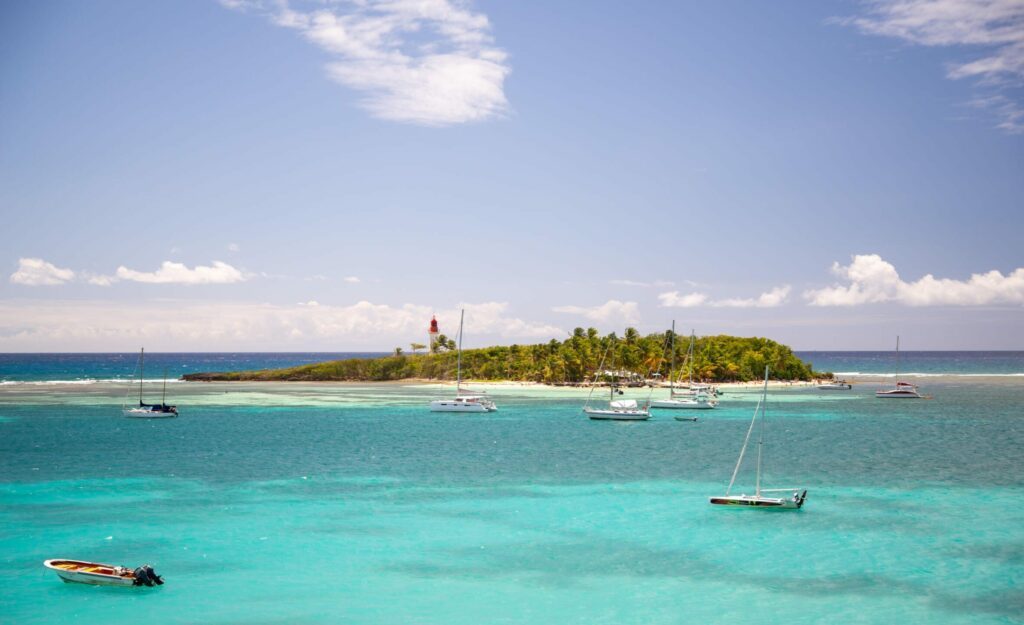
[650, 323, 717, 412]
[429, 309, 497, 413]
[123, 348, 178, 418]
[876, 337, 925, 399]
[710, 366, 807, 510]
[44, 559, 164, 587]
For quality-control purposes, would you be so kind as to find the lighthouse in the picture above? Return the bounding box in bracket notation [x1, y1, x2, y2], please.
[428, 315, 440, 353]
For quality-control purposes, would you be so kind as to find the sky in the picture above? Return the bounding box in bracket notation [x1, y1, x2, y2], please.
[1, 0, 1022, 352]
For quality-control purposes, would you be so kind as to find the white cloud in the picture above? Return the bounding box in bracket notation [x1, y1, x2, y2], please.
[86, 274, 115, 287]
[343, 276, 361, 283]
[657, 291, 709, 308]
[841, 0, 1024, 133]
[9, 258, 75, 286]
[0, 300, 562, 351]
[225, 0, 510, 126]
[552, 300, 640, 325]
[114, 261, 246, 285]
[805, 254, 1024, 306]
[609, 279, 675, 288]
[658, 286, 790, 308]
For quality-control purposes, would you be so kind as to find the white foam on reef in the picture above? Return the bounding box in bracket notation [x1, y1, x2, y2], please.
[837, 372, 1024, 377]
[0, 378, 185, 386]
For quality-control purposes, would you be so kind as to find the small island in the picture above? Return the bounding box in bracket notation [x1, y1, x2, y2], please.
[183, 328, 822, 383]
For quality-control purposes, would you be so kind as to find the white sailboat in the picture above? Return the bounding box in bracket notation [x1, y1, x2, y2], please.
[651, 326, 717, 411]
[876, 336, 923, 399]
[123, 348, 178, 418]
[583, 339, 651, 421]
[429, 309, 497, 413]
[709, 366, 806, 509]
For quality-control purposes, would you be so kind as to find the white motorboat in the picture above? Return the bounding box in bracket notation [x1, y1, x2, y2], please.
[430, 310, 497, 413]
[710, 366, 807, 510]
[876, 336, 925, 399]
[817, 380, 852, 390]
[43, 559, 164, 587]
[123, 348, 178, 418]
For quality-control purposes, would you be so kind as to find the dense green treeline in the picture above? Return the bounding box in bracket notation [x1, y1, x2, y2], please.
[184, 329, 818, 383]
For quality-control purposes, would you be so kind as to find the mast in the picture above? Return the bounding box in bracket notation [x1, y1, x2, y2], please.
[755, 365, 768, 497]
[895, 335, 900, 384]
[139, 348, 145, 405]
[162, 368, 168, 406]
[668, 321, 676, 394]
[456, 309, 464, 393]
[688, 330, 695, 386]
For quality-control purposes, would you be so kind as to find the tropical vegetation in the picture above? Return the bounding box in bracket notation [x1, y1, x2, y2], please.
[183, 328, 820, 383]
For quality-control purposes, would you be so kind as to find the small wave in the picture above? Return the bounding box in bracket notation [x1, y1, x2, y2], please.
[0, 378, 186, 386]
[835, 371, 1024, 378]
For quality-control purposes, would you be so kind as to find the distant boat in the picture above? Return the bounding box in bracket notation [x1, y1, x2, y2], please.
[710, 366, 807, 509]
[123, 348, 178, 418]
[650, 325, 718, 411]
[43, 559, 164, 587]
[876, 336, 923, 399]
[817, 380, 852, 390]
[584, 339, 650, 421]
[430, 309, 497, 412]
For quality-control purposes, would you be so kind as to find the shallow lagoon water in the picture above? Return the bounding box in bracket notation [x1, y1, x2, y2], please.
[1, 379, 1022, 624]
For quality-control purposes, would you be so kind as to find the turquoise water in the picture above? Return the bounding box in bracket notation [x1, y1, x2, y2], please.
[1, 371, 1023, 623]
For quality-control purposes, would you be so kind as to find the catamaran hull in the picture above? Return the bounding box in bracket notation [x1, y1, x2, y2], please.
[709, 492, 806, 509]
[875, 391, 922, 398]
[429, 401, 493, 412]
[584, 409, 649, 421]
[123, 409, 177, 418]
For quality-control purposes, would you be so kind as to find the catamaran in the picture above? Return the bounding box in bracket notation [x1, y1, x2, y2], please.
[430, 309, 497, 412]
[650, 326, 717, 411]
[123, 348, 177, 418]
[709, 366, 807, 509]
[583, 340, 651, 421]
[876, 336, 923, 399]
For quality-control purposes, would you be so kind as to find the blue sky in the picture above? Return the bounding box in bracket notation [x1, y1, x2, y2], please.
[1, 0, 1022, 351]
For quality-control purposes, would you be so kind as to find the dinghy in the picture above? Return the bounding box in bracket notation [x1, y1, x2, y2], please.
[43, 559, 164, 587]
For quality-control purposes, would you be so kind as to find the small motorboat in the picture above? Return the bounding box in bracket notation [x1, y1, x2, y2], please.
[44, 559, 164, 587]
[817, 380, 852, 390]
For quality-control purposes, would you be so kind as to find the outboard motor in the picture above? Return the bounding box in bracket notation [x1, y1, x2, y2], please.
[132, 565, 164, 586]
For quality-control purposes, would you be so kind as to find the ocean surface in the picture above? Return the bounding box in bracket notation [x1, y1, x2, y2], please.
[1, 353, 1022, 624]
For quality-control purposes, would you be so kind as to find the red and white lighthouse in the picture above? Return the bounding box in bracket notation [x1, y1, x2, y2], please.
[428, 315, 440, 353]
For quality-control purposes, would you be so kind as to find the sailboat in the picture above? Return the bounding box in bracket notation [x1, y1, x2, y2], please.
[583, 340, 651, 421]
[876, 336, 923, 399]
[429, 309, 497, 412]
[709, 366, 806, 509]
[650, 326, 717, 411]
[123, 348, 178, 418]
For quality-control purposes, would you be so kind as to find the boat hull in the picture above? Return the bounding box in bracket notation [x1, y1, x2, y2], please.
[44, 560, 136, 586]
[429, 401, 493, 412]
[124, 409, 178, 418]
[817, 384, 851, 390]
[875, 391, 922, 398]
[709, 491, 806, 509]
[650, 399, 716, 410]
[584, 408, 650, 421]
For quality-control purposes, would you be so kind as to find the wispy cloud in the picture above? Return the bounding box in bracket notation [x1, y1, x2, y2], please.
[658, 286, 791, 308]
[840, 0, 1024, 133]
[552, 300, 640, 325]
[9, 258, 75, 286]
[224, 0, 510, 126]
[114, 261, 247, 285]
[805, 253, 1024, 306]
[343, 276, 361, 283]
[227, 242, 241, 252]
[0, 300, 561, 350]
[609, 279, 675, 288]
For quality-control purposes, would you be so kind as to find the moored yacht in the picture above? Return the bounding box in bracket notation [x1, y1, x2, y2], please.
[429, 310, 497, 413]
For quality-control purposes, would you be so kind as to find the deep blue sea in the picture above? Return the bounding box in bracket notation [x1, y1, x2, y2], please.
[1, 353, 1022, 624]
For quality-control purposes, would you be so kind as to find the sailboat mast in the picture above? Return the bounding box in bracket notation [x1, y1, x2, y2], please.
[755, 366, 768, 497]
[688, 330, 695, 386]
[895, 335, 900, 383]
[668, 321, 676, 393]
[456, 309, 464, 393]
[139, 348, 145, 405]
[162, 368, 167, 405]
